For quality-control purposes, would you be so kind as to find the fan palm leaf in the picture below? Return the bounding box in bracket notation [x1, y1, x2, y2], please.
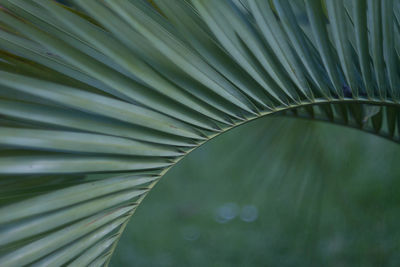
[0, 0, 399, 265]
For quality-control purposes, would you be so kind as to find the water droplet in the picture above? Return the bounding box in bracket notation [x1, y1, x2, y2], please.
[240, 205, 258, 222]
[214, 202, 239, 223]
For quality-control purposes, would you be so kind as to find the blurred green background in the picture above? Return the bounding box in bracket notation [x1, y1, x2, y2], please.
[110, 116, 400, 267]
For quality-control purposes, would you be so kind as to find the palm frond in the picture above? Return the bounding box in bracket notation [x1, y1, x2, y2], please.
[0, 0, 399, 265]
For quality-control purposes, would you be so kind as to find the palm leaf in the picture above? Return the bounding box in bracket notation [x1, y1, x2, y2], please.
[0, 0, 399, 266]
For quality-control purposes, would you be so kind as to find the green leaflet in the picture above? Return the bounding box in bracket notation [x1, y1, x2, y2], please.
[0, 205, 133, 267]
[0, 174, 157, 223]
[353, 0, 374, 98]
[0, 99, 196, 147]
[305, 0, 343, 98]
[0, 71, 204, 139]
[0, 154, 171, 174]
[0, 127, 182, 157]
[368, 0, 386, 99]
[325, 0, 357, 96]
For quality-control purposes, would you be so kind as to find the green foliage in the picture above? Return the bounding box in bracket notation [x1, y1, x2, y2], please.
[0, 0, 399, 265]
[112, 117, 400, 267]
